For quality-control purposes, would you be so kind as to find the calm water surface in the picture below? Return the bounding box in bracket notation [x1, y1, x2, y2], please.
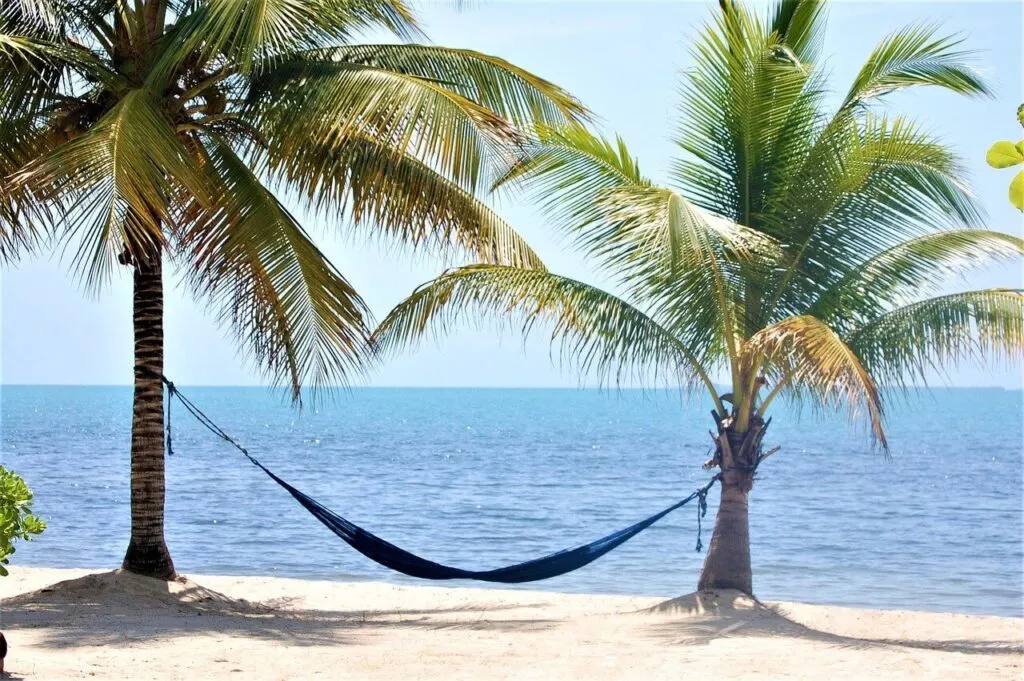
[1, 386, 1021, 616]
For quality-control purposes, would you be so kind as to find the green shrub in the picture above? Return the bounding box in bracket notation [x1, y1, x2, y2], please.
[0, 466, 46, 576]
[985, 104, 1024, 211]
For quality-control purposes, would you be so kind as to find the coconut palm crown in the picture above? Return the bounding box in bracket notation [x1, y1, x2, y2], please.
[0, 0, 588, 578]
[374, 0, 1024, 594]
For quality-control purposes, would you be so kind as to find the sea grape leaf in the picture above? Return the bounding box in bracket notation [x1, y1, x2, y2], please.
[1009, 169, 1024, 211]
[986, 140, 1024, 169]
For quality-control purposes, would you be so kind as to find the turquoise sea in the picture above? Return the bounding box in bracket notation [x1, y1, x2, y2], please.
[1, 385, 1021, 616]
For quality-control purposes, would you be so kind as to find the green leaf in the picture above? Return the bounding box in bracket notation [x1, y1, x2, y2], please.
[373, 264, 720, 399]
[842, 23, 990, 110]
[765, 113, 982, 332]
[13, 90, 208, 288]
[148, 0, 421, 85]
[846, 289, 1024, 389]
[0, 33, 121, 88]
[247, 59, 520, 195]
[293, 44, 589, 128]
[986, 140, 1024, 169]
[0, 465, 45, 574]
[809, 230, 1024, 330]
[747, 314, 886, 447]
[1010, 169, 1024, 211]
[178, 138, 374, 401]
[768, 0, 828, 63]
[265, 129, 544, 270]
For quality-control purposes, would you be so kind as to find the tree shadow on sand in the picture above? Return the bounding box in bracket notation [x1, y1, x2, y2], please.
[7, 574, 1019, 657]
[641, 590, 1023, 656]
[2, 571, 560, 649]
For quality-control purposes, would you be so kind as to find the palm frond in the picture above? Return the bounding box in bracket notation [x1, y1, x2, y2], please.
[149, 0, 421, 83]
[493, 124, 771, 369]
[845, 289, 1024, 390]
[809, 230, 1024, 330]
[4, 0, 119, 50]
[671, 0, 834, 345]
[0, 28, 119, 131]
[14, 89, 206, 287]
[0, 0, 64, 38]
[496, 125, 768, 278]
[0, 31, 118, 86]
[496, 123, 647, 218]
[767, 0, 827, 64]
[373, 264, 720, 401]
[842, 23, 990, 110]
[671, 0, 818, 225]
[763, 113, 983, 326]
[0, 111, 64, 260]
[591, 184, 774, 368]
[264, 130, 544, 269]
[575, 182, 774, 303]
[747, 314, 886, 448]
[494, 124, 650, 261]
[295, 44, 589, 127]
[177, 137, 373, 401]
[246, 58, 522, 194]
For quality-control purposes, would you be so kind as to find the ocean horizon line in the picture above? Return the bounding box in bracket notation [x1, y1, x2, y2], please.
[1, 383, 1021, 392]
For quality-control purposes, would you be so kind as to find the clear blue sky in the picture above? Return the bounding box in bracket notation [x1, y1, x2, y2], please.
[2, 1, 1021, 388]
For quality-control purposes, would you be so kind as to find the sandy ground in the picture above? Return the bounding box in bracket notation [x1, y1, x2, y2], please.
[0, 567, 1020, 680]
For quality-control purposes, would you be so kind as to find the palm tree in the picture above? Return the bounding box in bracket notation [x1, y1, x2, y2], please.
[374, 0, 1024, 594]
[0, 0, 587, 579]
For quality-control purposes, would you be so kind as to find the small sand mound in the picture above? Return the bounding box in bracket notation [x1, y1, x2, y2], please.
[3, 570, 271, 616]
[643, 589, 771, 617]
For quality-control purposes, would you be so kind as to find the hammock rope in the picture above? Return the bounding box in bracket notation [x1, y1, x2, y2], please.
[157, 375, 720, 583]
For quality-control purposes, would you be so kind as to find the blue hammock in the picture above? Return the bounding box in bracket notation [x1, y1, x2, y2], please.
[164, 378, 719, 583]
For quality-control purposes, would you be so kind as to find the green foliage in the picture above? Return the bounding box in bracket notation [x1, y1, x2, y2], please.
[841, 23, 990, 109]
[1010, 169, 1024, 211]
[0, 466, 46, 576]
[985, 109, 1024, 211]
[376, 0, 1023, 448]
[0, 0, 587, 399]
[985, 140, 1024, 168]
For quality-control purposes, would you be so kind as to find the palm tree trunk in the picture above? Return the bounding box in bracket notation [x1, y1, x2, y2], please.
[121, 250, 176, 579]
[696, 473, 752, 593]
[696, 417, 767, 594]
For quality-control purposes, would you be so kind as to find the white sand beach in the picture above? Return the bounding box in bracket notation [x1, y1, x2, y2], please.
[0, 567, 1020, 680]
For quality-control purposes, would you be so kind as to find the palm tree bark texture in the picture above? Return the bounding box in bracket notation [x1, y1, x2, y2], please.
[123, 248, 174, 579]
[697, 412, 770, 593]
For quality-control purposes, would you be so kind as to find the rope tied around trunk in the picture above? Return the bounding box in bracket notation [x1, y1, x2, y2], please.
[695, 490, 709, 552]
[165, 376, 173, 456]
[145, 370, 722, 583]
[142, 370, 264, 471]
